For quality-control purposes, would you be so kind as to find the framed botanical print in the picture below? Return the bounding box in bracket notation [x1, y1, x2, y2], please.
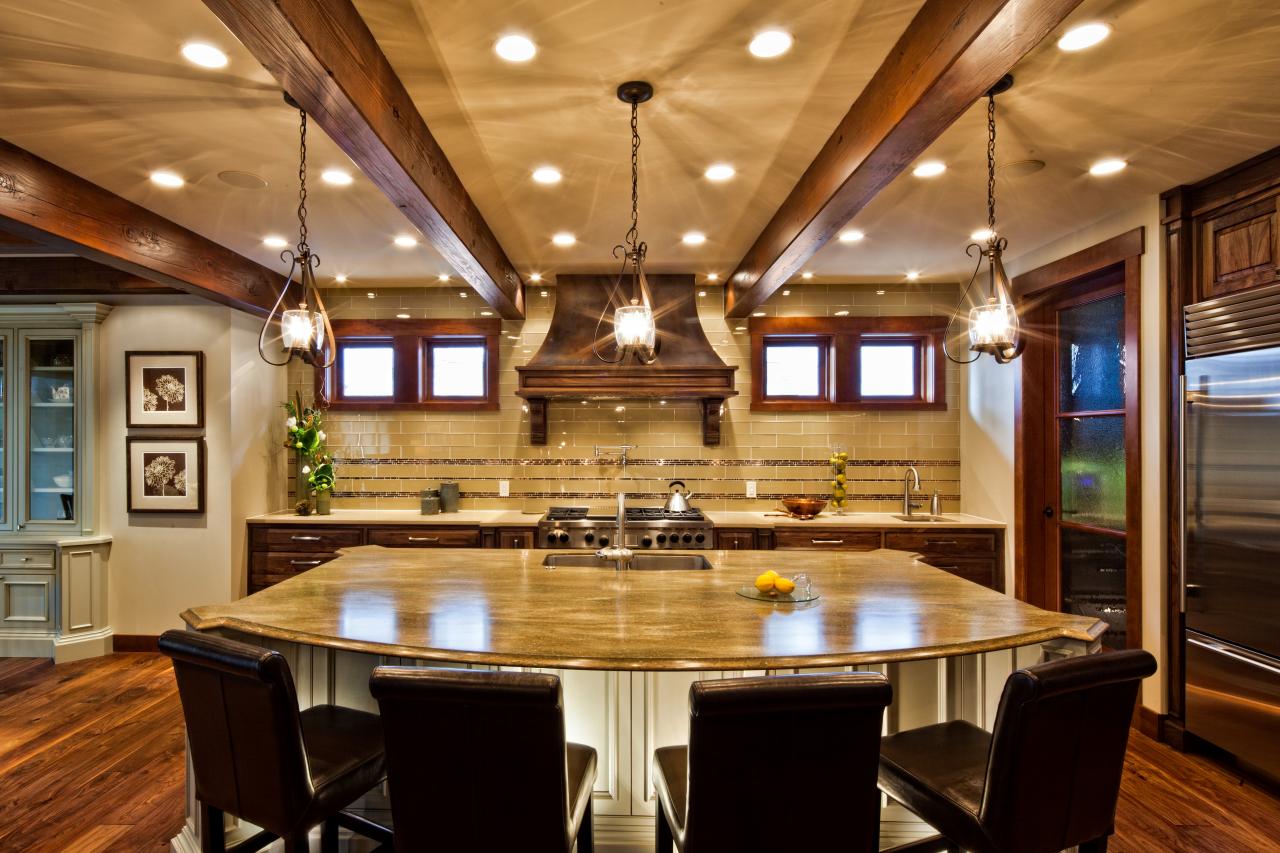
[125, 351, 204, 428]
[126, 437, 206, 514]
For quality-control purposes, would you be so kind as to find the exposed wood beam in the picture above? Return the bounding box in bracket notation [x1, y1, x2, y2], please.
[0, 139, 283, 314]
[202, 0, 525, 320]
[0, 257, 184, 295]
[725, 0, 1083, 318]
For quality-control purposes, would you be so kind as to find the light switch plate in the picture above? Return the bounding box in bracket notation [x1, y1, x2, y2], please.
[746, 480, 757, 498]
[499, 480, 510, 497]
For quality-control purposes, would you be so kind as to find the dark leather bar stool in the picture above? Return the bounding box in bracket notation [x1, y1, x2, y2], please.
[651, 671, 893, 852]
[159, 630, 390, 853]
[369, 666, 597, 852]
[878, 649, 1157, 853]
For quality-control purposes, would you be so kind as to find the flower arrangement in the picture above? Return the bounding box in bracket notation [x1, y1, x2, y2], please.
[283, 394, 334, 513]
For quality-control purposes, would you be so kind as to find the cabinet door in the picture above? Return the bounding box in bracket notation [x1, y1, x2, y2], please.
[497, 528, 535, 549]
[1199, 196, 1278, 299]
[20, 333, 79, 529]
[714, 528, 757, 550]
[0, 568, 56, 633]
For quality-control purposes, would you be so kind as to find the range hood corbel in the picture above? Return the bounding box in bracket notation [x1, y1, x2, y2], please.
[516, 274, 737, 446]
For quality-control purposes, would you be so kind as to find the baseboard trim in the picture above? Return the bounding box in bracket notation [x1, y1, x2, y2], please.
[1135, 705, 1164, 741]
[113, 634, 160, 653]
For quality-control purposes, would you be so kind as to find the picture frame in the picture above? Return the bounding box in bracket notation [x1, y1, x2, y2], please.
[126, 437, 206, 514]
[125, 351, 204, 429]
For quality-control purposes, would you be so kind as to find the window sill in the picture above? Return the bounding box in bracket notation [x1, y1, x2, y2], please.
[323, 400, 500, 412]
[751, 399, 946, 412]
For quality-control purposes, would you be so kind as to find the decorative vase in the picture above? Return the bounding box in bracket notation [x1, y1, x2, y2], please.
[315, 489, 331, 515]
[294, 451, 310, 514]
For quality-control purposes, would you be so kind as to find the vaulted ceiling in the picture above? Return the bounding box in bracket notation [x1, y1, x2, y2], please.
[0, 0, 1278, 294]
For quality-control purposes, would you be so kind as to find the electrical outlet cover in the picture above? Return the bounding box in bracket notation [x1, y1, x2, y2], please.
[746, 480, 757, 498]
[499, 480, 510, 497]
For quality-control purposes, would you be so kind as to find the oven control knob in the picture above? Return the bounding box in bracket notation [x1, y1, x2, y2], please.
[681, 533, 694, 544]
[656, 533, 667, 544]
[546, 531, 559, 544]
[641, 536, 652, 548]
[598, 536, 609, 547]
[694, 532, 706, 544]
[557, 531, 570, 545]
[584, 532, 595, 544]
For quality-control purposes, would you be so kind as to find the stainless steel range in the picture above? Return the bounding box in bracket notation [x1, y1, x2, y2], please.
[538, 506, 713, 549]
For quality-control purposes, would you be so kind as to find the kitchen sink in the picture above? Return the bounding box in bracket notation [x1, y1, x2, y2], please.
[542, 553, 713, 571]
[891, 514, 957, 523]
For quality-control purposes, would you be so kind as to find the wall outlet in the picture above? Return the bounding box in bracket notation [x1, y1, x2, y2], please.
[745, 480, 757, 498]
[498, 480, 510, 497]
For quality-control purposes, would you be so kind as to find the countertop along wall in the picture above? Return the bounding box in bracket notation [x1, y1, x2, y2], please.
[286, 282, 963, 514]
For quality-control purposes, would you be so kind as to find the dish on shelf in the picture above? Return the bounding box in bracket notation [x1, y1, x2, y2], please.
[52, 474, 72, 488]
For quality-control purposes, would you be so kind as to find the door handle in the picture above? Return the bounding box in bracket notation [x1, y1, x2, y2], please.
[1043, 506, 1055, 518]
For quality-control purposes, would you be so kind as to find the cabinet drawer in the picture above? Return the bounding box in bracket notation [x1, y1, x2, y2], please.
[252, 526, 364, 551]
[367, 526, 481, 548]
[884, 530, 996, 556]
[0, 569, 56, 632]
[773, 529, 882, 551]
[0, 549, 55, 568]
[715, 529, 758, 550]
[250, 551, 338, 585]
[921, 557, 998, 589]
[496, 528, 535, 549]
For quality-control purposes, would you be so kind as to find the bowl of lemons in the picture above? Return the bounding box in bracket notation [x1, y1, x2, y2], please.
[736, 570, 819, 603]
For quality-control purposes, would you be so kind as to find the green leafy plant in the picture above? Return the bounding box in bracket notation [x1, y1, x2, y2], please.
[307, 457, 335, 493]
[283, 393, 335, 494]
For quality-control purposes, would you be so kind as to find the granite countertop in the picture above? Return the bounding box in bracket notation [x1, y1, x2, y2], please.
[185, 546, 1098, 670]
[247, 509, 1005, 529]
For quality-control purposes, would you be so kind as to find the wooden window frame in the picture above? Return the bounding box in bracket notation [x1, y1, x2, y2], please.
[318, 318, 501, 411]
[749, 316, 947, 411]
[760, 336, 831, 402]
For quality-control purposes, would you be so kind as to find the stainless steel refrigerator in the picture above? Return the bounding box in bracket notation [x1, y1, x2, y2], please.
[1183, 339, 1280, 780]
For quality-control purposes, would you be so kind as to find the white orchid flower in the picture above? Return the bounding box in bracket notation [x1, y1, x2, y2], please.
[318, 430, 327, 441]
[302, 465, 311, 474]
[286, 416, 298, 429]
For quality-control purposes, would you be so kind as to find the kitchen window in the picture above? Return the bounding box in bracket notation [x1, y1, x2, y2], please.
[750, 316, 945, 411]
[321, 319, 500, 411]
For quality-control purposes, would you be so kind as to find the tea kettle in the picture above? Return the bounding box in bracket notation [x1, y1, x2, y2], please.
[664, 480, 694, 512]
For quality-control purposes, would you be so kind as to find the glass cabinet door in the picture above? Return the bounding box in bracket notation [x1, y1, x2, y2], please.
[0, 335, 6, 526]
[26, 337, 76, 524]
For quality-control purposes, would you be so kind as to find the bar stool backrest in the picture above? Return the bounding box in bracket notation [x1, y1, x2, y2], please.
[684, 672, 892, 852]
[980, 649, 1157, 852]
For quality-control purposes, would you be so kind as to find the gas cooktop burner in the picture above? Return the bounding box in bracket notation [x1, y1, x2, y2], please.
[544, 505, 707, 522]
[538, 505, 713, 549]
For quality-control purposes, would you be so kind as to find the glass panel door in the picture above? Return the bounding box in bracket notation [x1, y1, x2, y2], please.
[0, 335, 6, 526]
[27, 337, 76, 523]
[1053, 291, 1127, 648]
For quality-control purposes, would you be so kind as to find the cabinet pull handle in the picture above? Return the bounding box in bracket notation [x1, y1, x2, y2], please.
[407, 536, 440, 543]
[290, 535, 321, 542]
[925, 539, 958, 546]
[19, 557, 30, 562]
[811, 539, 844, 545]
[933, 565, 961, 571]
[289, 559, 323, 567]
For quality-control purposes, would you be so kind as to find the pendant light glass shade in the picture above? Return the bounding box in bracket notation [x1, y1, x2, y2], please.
[280, 308, 322, 351]
[613, 301, 656, 351]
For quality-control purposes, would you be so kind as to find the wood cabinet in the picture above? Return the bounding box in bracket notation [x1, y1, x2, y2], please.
[1199, 195, 1277, 298]
[714, 528, 758, 550]
[366, 526, 481, 548]
[773, 528, 882, 551]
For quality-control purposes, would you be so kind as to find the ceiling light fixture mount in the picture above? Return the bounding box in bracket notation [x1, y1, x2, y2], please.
[258, 93, 336, 371]
[944, 74, 1023, 366]
[596, 81, 659, 365]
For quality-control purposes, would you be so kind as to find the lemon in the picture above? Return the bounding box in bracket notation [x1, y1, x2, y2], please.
[836, 473, 846, 483]
[774, 576, 796, 594]
[754, 572, 776, 593]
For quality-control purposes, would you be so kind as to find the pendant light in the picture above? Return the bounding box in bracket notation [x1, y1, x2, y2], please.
[944, 75, 1023, 365]
[258, 94, 336, 369]
[594, 81, 658, 364]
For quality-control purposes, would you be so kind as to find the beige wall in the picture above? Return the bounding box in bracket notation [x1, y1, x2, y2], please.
[100, 302, 284, 635]
[960, 198, 1167, 710]
[288, 281, 964, 513]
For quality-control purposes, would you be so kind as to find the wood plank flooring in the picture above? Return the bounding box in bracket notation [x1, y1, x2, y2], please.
[1, 653, 1277, 852]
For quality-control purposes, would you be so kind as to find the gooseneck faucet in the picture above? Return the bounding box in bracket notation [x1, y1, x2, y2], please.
[902, 466, 921, 517]
[595, 491, 635, 570]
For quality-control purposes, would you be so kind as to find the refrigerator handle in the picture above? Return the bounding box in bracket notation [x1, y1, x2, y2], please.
[1179, 374, 1188, 614]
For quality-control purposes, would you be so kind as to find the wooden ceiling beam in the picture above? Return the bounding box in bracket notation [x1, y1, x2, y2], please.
[202, 0, 525, 320]
[0, 257, 184, 295]
[724, 0, 1083, 318]
[0, 140, 283, 314]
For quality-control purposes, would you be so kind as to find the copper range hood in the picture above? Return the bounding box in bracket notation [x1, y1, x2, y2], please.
[516, 274, 737, 445]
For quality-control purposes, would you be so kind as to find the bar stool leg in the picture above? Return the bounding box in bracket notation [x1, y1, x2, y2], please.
[655, 801, 674, 853]
[1080, 837, 1109, 853]
[321, 817, 339, 853]
[199, 803, 226, 853]
[577, 804, 594, 853]
[284, 835, 310, 853]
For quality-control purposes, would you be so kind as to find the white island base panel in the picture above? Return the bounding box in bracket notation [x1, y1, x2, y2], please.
[172, 634, 1096, 852]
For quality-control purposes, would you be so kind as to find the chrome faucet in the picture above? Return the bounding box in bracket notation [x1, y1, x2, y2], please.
[902, 466, 921, 517]
[595, 491, 635, 570]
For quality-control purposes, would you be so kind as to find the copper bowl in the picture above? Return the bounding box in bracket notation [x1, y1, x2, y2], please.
[780, 497, 828, 519]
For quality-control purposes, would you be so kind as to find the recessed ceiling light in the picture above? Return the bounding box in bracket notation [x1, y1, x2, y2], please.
[706, 273, 720, 282]
[971, 228, 995, 241]
[906, 271, 921, 281]
[838, 229, 864, 243]
[752, 311, 766, 317]
[149, 170, 184, 188]
[1089, 158, 1127, 176]
[481, 310, 493, 316]
[682, 231, 707, 246]
[396, 313, 411, 319]
[782, 289, 790, 296]
[335, 274, 348, 283]
[262, 235, 288, 249]
[801, 271, 814, 279]
[321, 169, 353, 186]
[532, 166, 562, 185]
[749, 30, 792, 59]
[704, 163, 735, 181]
[552, 232, 576, 247]
[529, 272, 543, 282]
[181, 42, 228, 69]
[912, 161, 946, 178]
[834, 310, 850, 317]
[394, 234, 418, 248]
[438, 274, 451, 282]
[1057, 22, 1111, 52]
[494, 34, 536, 63]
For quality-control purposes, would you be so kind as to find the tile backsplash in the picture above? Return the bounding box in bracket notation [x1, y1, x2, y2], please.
[287, 282, 961, 512]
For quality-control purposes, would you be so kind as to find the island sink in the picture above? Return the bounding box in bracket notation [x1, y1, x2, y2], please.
[891, 514, 956, 523]
[543, 553, 713, 571]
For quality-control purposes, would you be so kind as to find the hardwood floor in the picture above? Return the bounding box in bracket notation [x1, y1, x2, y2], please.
[0, 653, 1277, 852]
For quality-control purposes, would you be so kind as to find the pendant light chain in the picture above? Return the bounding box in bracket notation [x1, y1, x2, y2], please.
[986, 94, 997, 233]
[627, 99, 640, 252]
[296, 108, 310, 256]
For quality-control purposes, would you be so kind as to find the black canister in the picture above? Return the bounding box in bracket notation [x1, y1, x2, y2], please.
[440, 481, 460, 513]
[420, 488, 441, 515]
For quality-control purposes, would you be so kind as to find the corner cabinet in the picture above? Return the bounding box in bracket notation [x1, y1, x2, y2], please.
[0, 305, 113, 661]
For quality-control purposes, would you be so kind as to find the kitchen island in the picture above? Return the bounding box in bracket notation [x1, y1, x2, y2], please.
[176, 546, 1102, 852]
